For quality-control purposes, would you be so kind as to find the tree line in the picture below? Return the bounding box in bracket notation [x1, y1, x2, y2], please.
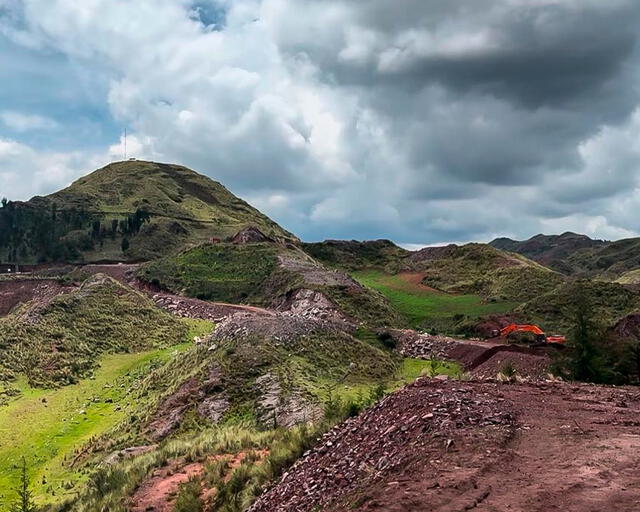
[0, 199, 151, 263]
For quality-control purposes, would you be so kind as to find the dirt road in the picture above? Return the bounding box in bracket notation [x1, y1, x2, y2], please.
[250, 379, 640, 512]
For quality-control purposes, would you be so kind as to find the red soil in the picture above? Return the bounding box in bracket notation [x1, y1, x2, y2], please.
[250, 379, 640, 512]
[131, 450, 269, 512]
[396, 272, 441, 293]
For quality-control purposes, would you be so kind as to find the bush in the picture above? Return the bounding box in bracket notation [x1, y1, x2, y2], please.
[173, 477, 203, 512]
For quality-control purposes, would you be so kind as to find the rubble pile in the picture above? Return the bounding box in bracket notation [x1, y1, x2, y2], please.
[250, 379, 515, 512]
[150, 293, 271, 322]
[389, 329, 461, 360]
[278, 288, 353, 325]
[211, 312, 340, 344]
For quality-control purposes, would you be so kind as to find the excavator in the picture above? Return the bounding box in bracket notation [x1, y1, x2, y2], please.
[491, 324, 566, 346]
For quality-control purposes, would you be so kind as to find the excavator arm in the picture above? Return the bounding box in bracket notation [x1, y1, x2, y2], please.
[496, 324, 566, 345]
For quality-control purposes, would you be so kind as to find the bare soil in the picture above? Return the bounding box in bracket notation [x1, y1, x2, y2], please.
[250, 379, 640, 512]
[131, 451, 269, 512]
[0, 279, 71, 316]
[396, 272, 441, 293]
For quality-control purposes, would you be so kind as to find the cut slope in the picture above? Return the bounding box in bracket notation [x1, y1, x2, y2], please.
[0, 160, 296, 263]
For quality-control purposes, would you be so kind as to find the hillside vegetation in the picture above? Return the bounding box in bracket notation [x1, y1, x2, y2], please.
[138, 241, 403, 327]
[519, 279, 640, 332]
[353, 270, 515, 332]
[302, 239, 408, 271]
[37, 315, 447, 511]
[0, 161, 296, 263]
[405, 243, 565, 303]
[490, 232, 606, 274]
[491, 232, 640, 280]
[0, 274, 186, 389]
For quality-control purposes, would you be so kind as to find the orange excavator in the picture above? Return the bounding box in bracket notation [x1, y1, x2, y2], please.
[492, 324, 566, 346]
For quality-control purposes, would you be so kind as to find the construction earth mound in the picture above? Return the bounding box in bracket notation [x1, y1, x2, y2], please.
[250, 379, 640, 512]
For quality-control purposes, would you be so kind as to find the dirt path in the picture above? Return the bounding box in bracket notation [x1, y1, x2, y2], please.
[396, 272, 441, 293]
[250, 379, 640, 512]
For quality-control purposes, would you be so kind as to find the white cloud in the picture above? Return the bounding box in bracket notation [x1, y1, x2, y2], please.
[0, 111, 58, 132]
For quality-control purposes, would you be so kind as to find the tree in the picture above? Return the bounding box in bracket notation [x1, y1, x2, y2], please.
[10, 457, 37, 512]
[566, 291, 608, 383]
[121, 237, 130, 253]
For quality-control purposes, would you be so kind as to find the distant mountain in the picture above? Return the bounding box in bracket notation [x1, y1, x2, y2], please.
[489, 232, 607, 274]
[0, 160, 297, 263]
[490, 232, 640, 279]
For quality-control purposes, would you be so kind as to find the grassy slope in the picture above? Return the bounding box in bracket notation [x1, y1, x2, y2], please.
[566, 237, 640, 279]
[0, 275, 186, 388]
[137, 242, 280, 304]
[138, 243, 403, 327]
[407, 243, 565, 303]
[519, 279, 640, 332]
[302, 240, 409, 272]
[0, 318, 213, 508]
[353, 270, 516, 331]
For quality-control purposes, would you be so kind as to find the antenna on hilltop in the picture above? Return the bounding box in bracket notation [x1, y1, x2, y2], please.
[124, 127, 127, 161]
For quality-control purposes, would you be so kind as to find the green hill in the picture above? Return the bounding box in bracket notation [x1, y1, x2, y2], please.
[138, 240, 403, 327]
[0, 160, 296, 263]
[405, 243, 565, 303]
[564, 237, 640, 279]
[490, 232, 606, 275]
[0, 274, 186, 390]
[302, 239, 409, 271]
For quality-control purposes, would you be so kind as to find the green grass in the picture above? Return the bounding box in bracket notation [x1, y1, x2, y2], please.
[0, 343, 191, 508]
[137, 243, 280, 304]
[0, 275, 187, 388]
[353, 270, 515, 330]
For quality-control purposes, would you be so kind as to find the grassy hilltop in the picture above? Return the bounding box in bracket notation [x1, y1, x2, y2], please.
[0, 161, 297, 263]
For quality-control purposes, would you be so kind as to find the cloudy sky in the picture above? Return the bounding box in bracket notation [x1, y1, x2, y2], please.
[2, 0, 640, 246]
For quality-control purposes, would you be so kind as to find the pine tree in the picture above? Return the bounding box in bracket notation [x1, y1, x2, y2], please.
[10, 457, 36, 512]
[121, 237, 130, 253]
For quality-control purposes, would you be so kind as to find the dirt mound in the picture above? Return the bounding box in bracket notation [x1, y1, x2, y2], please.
[390, 329, 460, 360]
[471, 351, 550, 380]
[249, 379, 516, 512]
[611, 312, 640, 340]
[250, 380, 640, 512]
[471, 313, 525, 338]
[211, 312, 339, 344]
[230, 226, 274, 244]
[277, 288, 352, 325]
[0, 279, 70, 316]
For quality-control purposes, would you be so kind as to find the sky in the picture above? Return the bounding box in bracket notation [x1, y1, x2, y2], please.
[2, 0, 640, 246]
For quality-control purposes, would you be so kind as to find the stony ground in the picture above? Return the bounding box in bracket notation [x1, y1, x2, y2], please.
[250, 378, 640, 512]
